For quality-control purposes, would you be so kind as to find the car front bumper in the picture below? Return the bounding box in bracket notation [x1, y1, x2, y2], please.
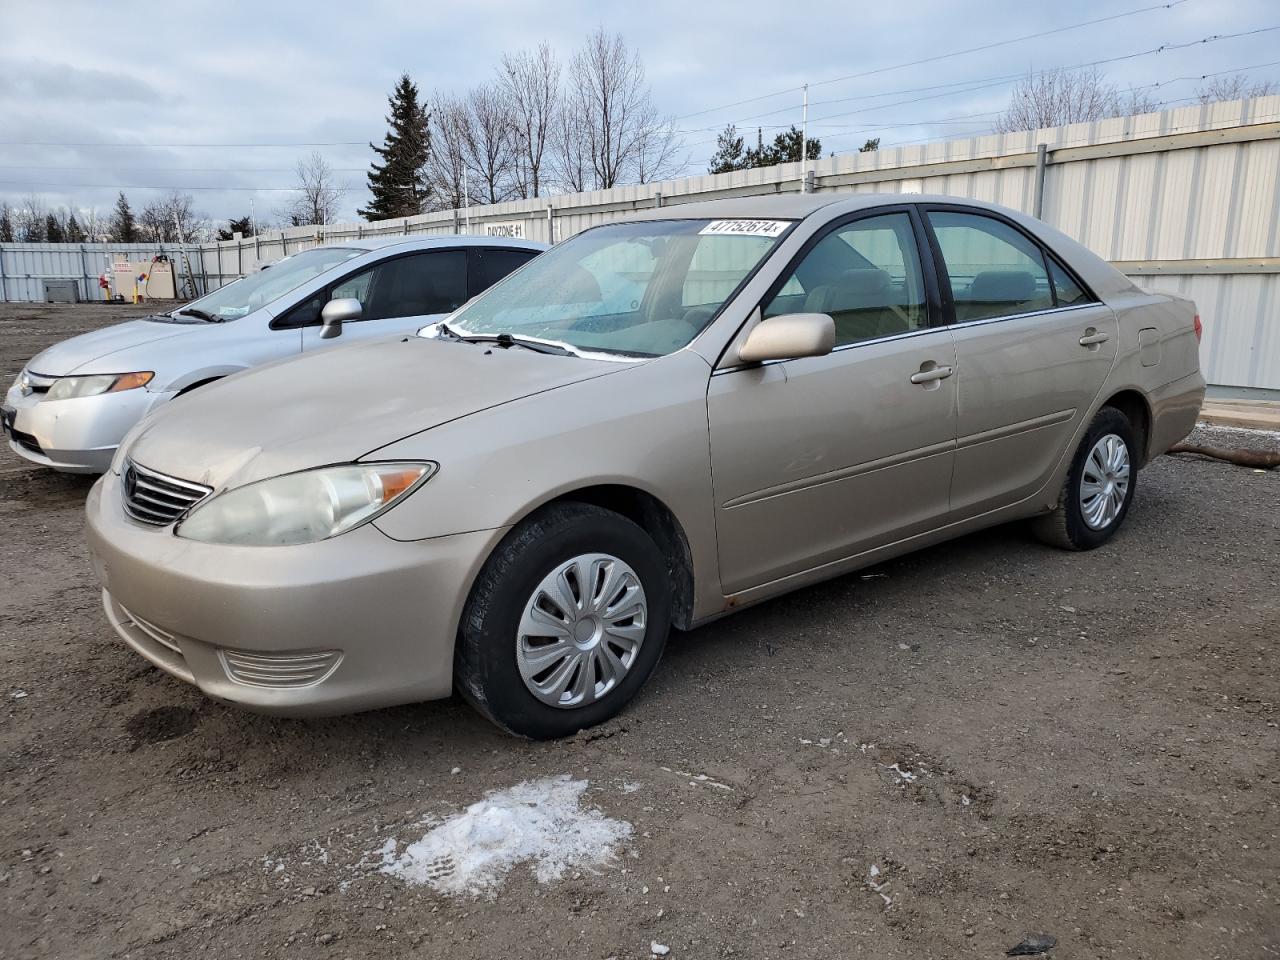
[84, 469, 508, 716]
[3, 382, 167, 473]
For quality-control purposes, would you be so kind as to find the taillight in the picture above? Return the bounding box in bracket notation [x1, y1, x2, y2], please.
[1193, 313, 1202, 342]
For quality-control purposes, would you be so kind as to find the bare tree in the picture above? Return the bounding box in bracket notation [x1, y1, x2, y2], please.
[1196, 73, 1279, 105]
[284, 151, 345, 226]
[461, 83, 517, 204]
[427, 91, 472, 211]
[994, 67, 1163, 133]
[559, 28, 683, 190]
[553, 107, 593, 193]
[139, 191, 206, 242]
[15, 194, 47, 242]
[500, 43, 561, 199]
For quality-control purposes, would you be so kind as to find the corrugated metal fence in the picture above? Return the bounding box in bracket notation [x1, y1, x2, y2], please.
[3, 95, 1277, 390]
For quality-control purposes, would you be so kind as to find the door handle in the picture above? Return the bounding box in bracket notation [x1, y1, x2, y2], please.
[1079, 329, 1110, 346]
[909, 364, 954, 385]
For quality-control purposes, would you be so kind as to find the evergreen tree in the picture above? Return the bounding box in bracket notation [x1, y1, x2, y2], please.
[745, 126, 821, 167]
[216, 215, 255, 241]
[45, 214, 64, 243]
[110, 192, 138, 242]
[708, 124, 747, 174]
[360, 73, 431, 220]
[65, 214, 86, 242]
[0, 204, 13, 242]
[859, 138, 881, 152]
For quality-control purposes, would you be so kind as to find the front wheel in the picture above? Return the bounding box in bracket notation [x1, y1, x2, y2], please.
[455, 503, 671, 739]
[1032, 406, 1138, 551]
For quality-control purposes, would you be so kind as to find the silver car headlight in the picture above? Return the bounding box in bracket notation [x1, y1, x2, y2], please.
[175, 462, 436, 547]
[47, 371, 154, 401]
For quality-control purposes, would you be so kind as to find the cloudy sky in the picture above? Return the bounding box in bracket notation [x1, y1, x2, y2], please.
[1, 0, 1277, 230]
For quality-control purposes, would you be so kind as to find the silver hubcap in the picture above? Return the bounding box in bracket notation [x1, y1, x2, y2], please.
[1079, 433, 1131, 530]
[517, 553, 648, 709]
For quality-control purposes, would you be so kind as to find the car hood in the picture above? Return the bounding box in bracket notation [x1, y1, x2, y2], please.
[26, 318, 201, 376]
[124, 335, 630, 490]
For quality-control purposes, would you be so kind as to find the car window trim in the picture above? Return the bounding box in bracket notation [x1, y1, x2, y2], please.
[270, 246, 476, 331]
[917, 203, 1101, 328]
[753, 204, 944, 331]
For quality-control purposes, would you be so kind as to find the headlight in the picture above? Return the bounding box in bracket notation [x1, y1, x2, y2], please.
[175, 462, 435, 547]
[47, 371, 153, 401]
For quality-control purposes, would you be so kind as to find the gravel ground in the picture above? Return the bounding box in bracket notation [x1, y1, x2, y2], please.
[1, 303, 1277, 960]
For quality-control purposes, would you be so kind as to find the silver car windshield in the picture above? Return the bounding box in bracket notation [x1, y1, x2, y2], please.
[182, 247, 366, 321]
[444, 219, 792, 356]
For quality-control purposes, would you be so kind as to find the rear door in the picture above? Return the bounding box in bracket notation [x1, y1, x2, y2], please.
[707, 208, 959, 594]
[922, 207, 1118, 518]
[468, 246, 540, 299]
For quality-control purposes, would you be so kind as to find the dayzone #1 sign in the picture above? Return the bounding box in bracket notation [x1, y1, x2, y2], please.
[698, 220, 790, 238]
[484, 221, 527, 239]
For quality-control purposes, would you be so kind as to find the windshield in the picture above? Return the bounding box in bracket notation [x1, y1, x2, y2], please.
[440, 218, 792, 356]
[182, 246, 366, 320]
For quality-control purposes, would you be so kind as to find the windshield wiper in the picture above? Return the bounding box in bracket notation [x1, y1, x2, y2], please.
[454, 331, 579, 357]
[174, 307, 219, 322]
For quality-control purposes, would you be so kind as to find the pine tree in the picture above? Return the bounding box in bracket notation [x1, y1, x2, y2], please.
[45, 214, 64, 243]
[859, 138, 881, 153]
[745, 126, 822, 167]
[217, 215, 255, 241]
[111, 192, 138, 242]
[708, 124, 747, 174]
[65, 214, 86, 242]
[0, 204, 14, 242]
[360, 73, 431, 220]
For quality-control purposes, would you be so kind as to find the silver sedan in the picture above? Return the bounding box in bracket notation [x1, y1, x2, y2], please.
[3, 236, 545, 473]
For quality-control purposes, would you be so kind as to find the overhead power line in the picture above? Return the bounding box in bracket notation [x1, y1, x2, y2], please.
[672, 0, 1193, 121]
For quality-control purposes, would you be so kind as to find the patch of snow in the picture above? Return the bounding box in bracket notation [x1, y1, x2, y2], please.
[380, 775, 631, 896]
[887, 762, 918, 783]
[651, 942, 670, 956]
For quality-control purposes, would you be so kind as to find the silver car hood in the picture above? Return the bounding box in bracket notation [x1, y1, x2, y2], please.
[26, 318, 200, 376]
[124, 335, 628, 490]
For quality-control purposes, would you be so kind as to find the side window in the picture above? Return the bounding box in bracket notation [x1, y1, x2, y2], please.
[362, 250, 467, 320]
[1048, 257, 1090, 306]
[763, 212, 928, 347]
[927, 211, 1053, 322]
[470, 248, 538, 298]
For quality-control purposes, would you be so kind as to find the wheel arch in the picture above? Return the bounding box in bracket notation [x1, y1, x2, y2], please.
[1100, 388, 1153, 465]
[519, 484, 697, 631]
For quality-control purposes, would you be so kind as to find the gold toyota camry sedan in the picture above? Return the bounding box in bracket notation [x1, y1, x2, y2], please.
[86, 194, 1205, 738]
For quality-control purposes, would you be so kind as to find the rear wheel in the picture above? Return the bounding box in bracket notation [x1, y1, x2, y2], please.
[455, 502, 671, 739]
[1032, 406, 1137, 551]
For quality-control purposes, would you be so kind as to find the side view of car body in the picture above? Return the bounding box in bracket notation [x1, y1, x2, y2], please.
[84, 194, 1204, 738]
[3, 236, 545, 473]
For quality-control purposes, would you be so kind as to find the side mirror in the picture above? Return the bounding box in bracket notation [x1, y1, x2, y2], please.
[738, 312, 835, 364]
[319, 297, 362, 339]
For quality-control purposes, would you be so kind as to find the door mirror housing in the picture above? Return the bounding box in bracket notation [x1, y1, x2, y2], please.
[319, 297, 362, 339]
[738, 312, 835, 364]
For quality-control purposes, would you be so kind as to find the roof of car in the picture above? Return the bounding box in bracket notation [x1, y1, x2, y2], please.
[618, 192, 1010, 223]
[330, 234, 547, 252]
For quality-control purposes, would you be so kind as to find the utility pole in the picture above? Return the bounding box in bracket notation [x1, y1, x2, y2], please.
[801, 83, 809, 193]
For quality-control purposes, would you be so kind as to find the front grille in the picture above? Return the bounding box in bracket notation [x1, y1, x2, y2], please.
[219, 649, 343, 688]
[122, 460, 212, 525]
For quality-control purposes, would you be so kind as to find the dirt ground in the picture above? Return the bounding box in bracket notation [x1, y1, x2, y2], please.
[1, 302, 1277, 960]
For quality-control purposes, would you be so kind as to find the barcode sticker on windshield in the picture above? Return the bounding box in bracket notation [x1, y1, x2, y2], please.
[698, 219, 790, 238]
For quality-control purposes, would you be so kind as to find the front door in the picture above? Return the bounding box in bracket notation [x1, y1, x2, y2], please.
[707, 209, 959, 595]
[922, 208, 1119, 518]
[298, 249, 469, 350]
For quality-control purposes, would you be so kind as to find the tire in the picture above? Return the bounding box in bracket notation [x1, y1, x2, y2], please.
[1032, 406, 1138, 551]
[455, 502, 671, 739]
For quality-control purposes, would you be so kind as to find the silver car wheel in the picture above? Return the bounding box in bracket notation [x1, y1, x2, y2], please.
[516, 552, 648, 709]
[1079, 433, 1131, 531]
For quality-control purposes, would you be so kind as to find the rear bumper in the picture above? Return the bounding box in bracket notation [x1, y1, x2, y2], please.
[3, 383, 165, 474]
[85, 470, 508, 716]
